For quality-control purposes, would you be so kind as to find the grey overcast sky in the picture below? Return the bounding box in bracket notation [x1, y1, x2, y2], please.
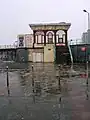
[0, 0, 89, 44]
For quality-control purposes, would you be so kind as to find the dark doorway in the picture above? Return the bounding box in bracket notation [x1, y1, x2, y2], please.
[56, 46, 70, 64]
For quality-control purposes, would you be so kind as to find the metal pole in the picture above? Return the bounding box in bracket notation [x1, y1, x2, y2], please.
[86, 86, 89, 100]
[88, 12, 90, 30]
[86, 61, 89, 85]
[69, 39, 73, 69]
[6, 66, 9, 87]
[76, 39, 78, 63]
[32, 65, 34, 93]
[83, 10, 90, 63]
[86, 13, 89, 63]
[8, 88, 10, 96]
[58, 65, 61, 91]
[85, 44, 87, 64]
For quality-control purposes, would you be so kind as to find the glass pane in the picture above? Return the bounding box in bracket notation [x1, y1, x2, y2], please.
[38, 35, 41, 43]
[48, 38, 53, 43]
[58, 38, 62, 43]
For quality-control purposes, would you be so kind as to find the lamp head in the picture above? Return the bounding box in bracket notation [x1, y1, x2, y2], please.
[83, 10, 87, 13]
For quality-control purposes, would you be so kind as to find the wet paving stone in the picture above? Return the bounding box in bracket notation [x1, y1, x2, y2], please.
[0, 63, 90, 120]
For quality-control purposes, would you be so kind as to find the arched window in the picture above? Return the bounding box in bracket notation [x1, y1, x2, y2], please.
[47, 32, 53, 44]
[35, 32, 44, 44]
[56, 30, 65, 44]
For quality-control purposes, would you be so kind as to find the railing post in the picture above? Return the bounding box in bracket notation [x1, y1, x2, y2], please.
[86, 61, 89, 85]
[32, 65, 34, 93]
[6, 66, 9, 87]
[58, 65, 61, 90]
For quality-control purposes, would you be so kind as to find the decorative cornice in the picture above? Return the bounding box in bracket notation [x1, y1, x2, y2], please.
[29, 22, 71, 31]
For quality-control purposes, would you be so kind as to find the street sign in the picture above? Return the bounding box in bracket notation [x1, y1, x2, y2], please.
[81, 47, 86, 51]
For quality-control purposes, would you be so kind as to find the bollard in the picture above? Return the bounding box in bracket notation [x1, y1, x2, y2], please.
[58, 65, 61, 90]
[32, 65, 34, 93]
[7, 88, 10, 96]
[86, 61, 89, 85]
[86, 91, 89, 100]
[32, 94, 35, 103]
[32, 65, 34, 71]
[59, 96, 61, 102]
[86, 86, 89, 100]
[6, 66, 9, 87]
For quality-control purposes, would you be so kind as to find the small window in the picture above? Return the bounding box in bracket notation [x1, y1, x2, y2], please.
[47, 32, 53, 44]
[58, 38, 63, 43]
[37, 35, 44, 44]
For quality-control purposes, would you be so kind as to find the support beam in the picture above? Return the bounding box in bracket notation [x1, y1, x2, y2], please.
[64, 30, 67, 46]
[54, 30, 57, 46]
[44, 31, 46, 46]
[33, 31, 36, 48]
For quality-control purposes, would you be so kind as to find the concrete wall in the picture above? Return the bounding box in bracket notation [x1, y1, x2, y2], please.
[33, 49, 44, 53]
[16, 48, 28, 62]
[28, 49, 33, 62]
[27, 48, 44, 62]
[44, 44, 54, 62]
[32, 49, 44, 62]
[34, 43, 44, 48]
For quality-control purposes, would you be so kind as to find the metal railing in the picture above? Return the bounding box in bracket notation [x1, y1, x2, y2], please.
[0, 45, 17, 49]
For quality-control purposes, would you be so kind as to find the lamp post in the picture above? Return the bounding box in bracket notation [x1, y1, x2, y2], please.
[83, 9, 90, 62]
[76, 39, 78, 63]
[83, 10, 90, 30]
[83, 9, 90, 85]
[69, 39, 73, 69]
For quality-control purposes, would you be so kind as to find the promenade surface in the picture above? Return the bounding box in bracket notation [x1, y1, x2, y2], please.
[0, 62, 90, 120]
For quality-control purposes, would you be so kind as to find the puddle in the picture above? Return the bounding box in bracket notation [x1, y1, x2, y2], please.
[0, 63, 90, 120]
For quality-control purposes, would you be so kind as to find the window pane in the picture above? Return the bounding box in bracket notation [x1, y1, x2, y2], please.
[48, 38, 53, 43]
[58, 38, 63, 43]
[49, 35, 52, 39]
[47, 32, 53, 44]
[38, 35, 41, 43]
[63, 35, 65, 43]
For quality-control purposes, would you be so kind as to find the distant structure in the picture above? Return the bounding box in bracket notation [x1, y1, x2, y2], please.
[17, 34, 33, 48]
[82, 32, 88, 44]
[69, 29, 90, 45]
[69, 39, 82, 45]
[88, 29, 90, 44]
[82, 29, 90, 44]
[69, 29, 90, 63]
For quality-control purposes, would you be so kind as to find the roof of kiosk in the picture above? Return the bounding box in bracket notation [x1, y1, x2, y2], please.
[29, 22, 71, 31]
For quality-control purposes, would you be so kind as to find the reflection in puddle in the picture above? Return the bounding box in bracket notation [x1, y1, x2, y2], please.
[1, 63, 90, 119]
[7, 87, 10, 96]
[86, 86, 89, 100]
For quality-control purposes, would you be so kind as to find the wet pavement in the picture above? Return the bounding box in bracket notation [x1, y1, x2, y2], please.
[0, 63, 90, 120]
